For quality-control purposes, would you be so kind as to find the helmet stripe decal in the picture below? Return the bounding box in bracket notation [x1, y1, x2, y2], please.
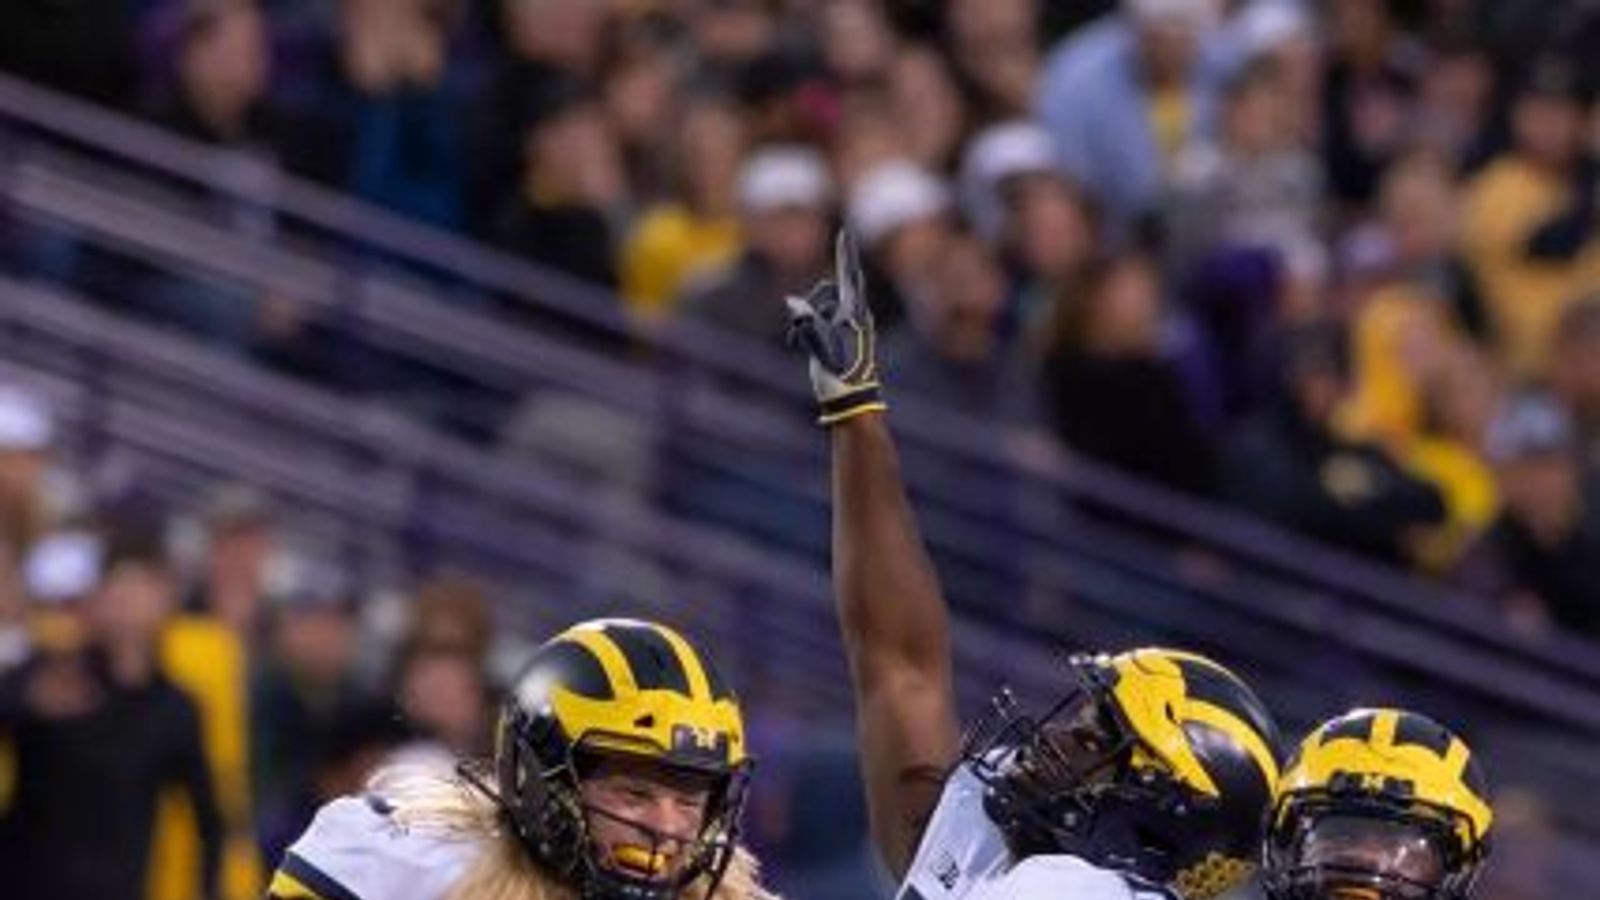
[1443, 736, 1472, 780]
[1172, 658, 1283, 757]
[1372, 710, 1400, 751]
[564, 626, 640, 696]
[602, 623, 693, 696]
[1188, 699, 1282, 796]
[1393, 712, 1454, 757]
[540, 640, 615, 699]
[652, 623, 713, 703]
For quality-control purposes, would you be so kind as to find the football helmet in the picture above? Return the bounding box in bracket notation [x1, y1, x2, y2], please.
[966, 648, 1283, 899]
[1264, 708, 1492, 900]
[491, 619, 750, 900]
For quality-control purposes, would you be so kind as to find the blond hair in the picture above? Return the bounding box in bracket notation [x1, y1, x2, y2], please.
[369, 763, 778, 900]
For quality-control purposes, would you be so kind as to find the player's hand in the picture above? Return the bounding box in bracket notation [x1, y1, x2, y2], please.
[784, 229, 887, 426]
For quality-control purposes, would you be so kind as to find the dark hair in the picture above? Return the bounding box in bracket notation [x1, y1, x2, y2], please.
[522, 75, 599, 134]
[100, 518, 170, 576]
[1222, 54, 1283, 101]
[1038, 252, 1158, 356]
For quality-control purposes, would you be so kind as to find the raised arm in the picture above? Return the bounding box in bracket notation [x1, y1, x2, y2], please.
[787, 232, 961, 877]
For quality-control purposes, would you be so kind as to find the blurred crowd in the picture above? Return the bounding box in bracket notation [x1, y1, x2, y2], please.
[5, 0, 1600, 632]
[0, 378, 517, 900]
[12, 0, 1594, 641]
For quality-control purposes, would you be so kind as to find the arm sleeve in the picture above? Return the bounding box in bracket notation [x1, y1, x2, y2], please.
[169, 695, 225, 900]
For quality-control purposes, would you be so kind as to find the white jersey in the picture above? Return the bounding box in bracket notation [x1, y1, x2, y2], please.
[897, 761, 1167, 900]
[269, 795, 480, 900]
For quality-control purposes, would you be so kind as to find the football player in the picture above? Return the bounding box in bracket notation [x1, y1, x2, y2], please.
[784, 231, 1285, 900]
[1264, 708, 1493, 900]
[266, 618, 775, 900]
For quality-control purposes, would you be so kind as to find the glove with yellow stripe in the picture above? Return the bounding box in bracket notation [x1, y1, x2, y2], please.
[784, 229, 888, 426]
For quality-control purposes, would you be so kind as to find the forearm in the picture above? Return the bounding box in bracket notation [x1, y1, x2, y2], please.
[831, 413, 954, 688]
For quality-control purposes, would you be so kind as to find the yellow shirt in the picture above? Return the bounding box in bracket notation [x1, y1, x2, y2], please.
[620, 206, 741, 319]
[1460, 156, 1600, 377]
[148, 615, 262, 900]
[1405, 437, 1498, 573]
[1340, 284, 1454, 449]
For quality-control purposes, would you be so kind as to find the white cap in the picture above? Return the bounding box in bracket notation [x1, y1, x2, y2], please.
[0, 385, 53, 451]
[848, 160, 951, 245]
[959, 121, 1060, 241]
[1125, 0, 1223, 31]
[25, 531, 104, 603]
[1236, 1, 1313, 57]
[738, 145, 834, 214]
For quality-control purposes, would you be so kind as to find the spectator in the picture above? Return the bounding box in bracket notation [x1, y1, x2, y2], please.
[147, 486, 278, 900]
[467, 0, 613, 234]
[153, 2, 337, 183]
[888, 44, 968, 172]
[959, 122, 1100, 332]
[848, 159, 955, 329]
[1456, 394, 1600, 640]
[1166, 56, 1324, 282]
[153, 605, 260, 900]
[1040, 253, 1213, 492]
[1220, 324, 1446, 563]
[603, 18, 689, 202]
[1460, 55, 1600, 378]
[322, 0, 469, 229]
[249, 562, 370, 863]
[391, 644, 491, 758]
[491, 78, 626, 288]
[683, 145, 835, 342]
[880, 229, 1038, 426]
[0, 526, 222, 900]
[1036, 0, 1226, 238]
[1320, 0, 1422, 208]
[621, 92, 748, 319]
[944, 0, 1043, 122]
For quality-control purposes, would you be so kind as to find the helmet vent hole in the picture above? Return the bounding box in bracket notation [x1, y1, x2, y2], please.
[635, 714, 655, 728]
